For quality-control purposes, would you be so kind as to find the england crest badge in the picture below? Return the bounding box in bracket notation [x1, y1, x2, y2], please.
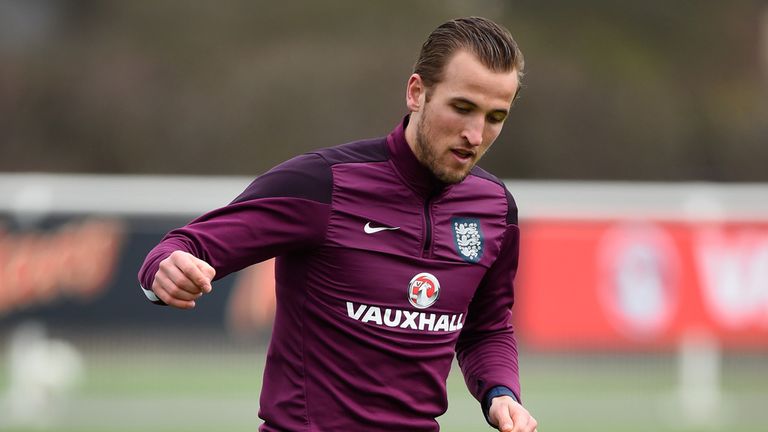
[451, 217, 484, 263]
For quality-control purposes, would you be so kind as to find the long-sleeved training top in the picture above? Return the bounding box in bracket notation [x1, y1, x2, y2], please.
[138, 116, 521, 431]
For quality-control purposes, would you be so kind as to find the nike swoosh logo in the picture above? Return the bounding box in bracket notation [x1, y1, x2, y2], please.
[364, 222, 400, 234]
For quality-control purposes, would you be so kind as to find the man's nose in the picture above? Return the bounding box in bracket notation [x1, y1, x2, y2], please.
[461, 118, 484, 147]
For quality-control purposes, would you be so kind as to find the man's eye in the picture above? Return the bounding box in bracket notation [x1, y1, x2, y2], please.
[453, 105, 471, 114]
[488, 113, 507, 124]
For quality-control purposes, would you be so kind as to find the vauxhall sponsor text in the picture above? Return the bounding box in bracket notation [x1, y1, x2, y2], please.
[346, 302, 465, 332]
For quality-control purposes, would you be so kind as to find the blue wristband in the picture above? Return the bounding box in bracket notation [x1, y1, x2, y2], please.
[482, 386, 519, 427]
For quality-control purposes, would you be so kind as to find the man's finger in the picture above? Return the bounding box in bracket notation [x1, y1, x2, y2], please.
[195, 261, 216, 293]
[499, 421, 514, 432]
[175, 256, 213, 293]
[152, 283, 196, 309]
[161, 265, 207, 296]
[489, 402, 515, 432]
[152, 270, 202, 300]
[510, 409, 535, 432]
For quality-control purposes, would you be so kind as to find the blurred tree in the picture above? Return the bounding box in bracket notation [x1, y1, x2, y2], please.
[0, 0, 766, 181]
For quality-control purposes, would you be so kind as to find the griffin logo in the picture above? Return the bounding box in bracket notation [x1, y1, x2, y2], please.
[408, 272, 440, 309]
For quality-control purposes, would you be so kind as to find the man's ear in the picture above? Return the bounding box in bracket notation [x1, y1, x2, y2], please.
[406, 74, 426, 112]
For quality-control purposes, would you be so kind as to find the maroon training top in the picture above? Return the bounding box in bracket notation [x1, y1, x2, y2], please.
[138, 117, 521, 431]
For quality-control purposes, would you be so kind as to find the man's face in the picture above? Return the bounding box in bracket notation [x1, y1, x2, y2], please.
[407, 50, 520, 184]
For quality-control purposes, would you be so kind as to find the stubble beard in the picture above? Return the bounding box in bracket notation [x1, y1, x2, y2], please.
[414, 111, 473, 185]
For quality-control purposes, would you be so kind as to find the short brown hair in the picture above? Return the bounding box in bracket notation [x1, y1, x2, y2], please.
[414, 16, 524, 90]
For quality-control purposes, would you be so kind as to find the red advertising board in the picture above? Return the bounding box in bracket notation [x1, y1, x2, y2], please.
[516, 220, 768, 350]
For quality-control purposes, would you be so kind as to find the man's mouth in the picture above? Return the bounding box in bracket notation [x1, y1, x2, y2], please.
[450, 149, 475, 162]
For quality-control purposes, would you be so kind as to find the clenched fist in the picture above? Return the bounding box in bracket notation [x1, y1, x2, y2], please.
[151, 250, 216, 309]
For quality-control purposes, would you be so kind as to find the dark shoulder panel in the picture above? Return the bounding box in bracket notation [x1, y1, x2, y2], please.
[503, 188, 518, 225]
[232, 153, 333, 204]
[231, 137, 388, 205]
[470, 166, 518, 225]
[313, 137, 389, 165]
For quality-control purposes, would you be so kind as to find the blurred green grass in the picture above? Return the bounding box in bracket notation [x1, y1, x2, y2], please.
[1, 345, 767, 432]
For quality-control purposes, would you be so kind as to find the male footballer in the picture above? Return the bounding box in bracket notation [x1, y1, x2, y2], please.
[139, 16, 537, 432]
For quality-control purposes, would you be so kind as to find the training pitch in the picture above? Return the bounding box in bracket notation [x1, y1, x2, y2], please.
[0, 334, 766, 432]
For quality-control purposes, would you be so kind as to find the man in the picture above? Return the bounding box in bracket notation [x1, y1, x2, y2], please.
[139, 16, 537, 432]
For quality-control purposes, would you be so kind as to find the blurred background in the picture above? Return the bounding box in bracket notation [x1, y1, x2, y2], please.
[1, 0, 767, 431]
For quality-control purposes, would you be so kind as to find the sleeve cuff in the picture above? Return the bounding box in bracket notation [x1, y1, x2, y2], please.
[140, 284, 167, 306]
[482, 385, 519, 427]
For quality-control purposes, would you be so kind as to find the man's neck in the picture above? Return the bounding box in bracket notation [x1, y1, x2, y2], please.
[403, 113, 421, 163]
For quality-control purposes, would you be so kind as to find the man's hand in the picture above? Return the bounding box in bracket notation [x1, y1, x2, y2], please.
[488, 395, 538, 432]
[151, 251, 216, 309]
